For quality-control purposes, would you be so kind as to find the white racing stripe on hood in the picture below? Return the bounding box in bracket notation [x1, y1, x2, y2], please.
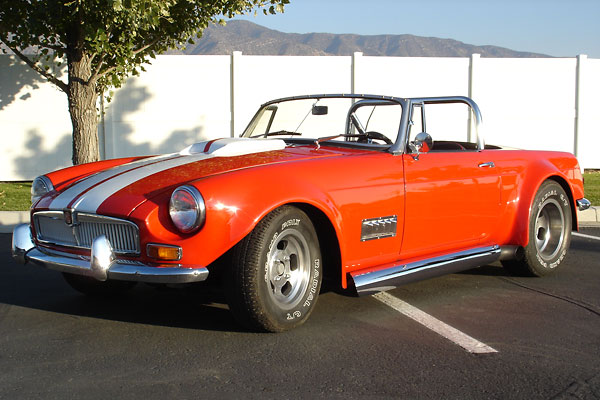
[68, 152, 216, 213]
[49, 153, 214, 212]
[182, 137, 286, 157]
[49, 138, 287, 214]
[49, 153, 180, 210]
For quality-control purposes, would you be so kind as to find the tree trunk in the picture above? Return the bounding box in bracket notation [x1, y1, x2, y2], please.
[67, 49, 99, 165]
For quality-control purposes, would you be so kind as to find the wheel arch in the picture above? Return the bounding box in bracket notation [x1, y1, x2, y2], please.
[501, 175, 574, 276]
[545, 175, 578, 232]
[513, 173, 577, 247]
[291, 202, 342, 291]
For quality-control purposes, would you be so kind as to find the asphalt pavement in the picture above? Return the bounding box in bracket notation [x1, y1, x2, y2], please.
[0, 229, 599, 399]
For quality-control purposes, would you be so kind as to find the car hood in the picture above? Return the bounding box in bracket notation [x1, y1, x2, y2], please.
[39, 138, 346, 217]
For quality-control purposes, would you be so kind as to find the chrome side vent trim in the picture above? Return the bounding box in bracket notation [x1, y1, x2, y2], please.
[361, 215, 397, 241]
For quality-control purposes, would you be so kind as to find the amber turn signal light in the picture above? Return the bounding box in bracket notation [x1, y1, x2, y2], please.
[146, 244, 182, 261]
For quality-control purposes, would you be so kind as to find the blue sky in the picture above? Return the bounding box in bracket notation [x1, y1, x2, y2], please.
[234, 0, 600, 58]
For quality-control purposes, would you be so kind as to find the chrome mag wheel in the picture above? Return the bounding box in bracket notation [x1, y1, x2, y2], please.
[225, 205, 322, 332]
[502, 180, 572, 277]
[265, 228, 312, 310]
[534, 198, 566, 262]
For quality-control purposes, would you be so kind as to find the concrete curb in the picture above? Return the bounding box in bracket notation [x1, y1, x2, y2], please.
[578, 206, 600, 226]
[0, 211, 30, 233]
[1, 207, 599, 234]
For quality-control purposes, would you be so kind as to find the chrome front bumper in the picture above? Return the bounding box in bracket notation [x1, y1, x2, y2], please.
[11, 224, 209, 284]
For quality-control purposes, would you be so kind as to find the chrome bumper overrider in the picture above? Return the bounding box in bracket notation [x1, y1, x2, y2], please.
[11, 224, 209, 284]
[577, 198, 591, 211]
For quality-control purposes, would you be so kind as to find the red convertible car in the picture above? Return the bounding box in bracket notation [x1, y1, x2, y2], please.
[12, 95, 590, 332]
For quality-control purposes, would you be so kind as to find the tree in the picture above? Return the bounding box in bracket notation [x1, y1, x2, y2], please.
[0, 0, 288, 165]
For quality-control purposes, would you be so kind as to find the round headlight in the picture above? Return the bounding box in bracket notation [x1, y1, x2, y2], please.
[31, 176, 54, 204]
[169, 185, 205, 233]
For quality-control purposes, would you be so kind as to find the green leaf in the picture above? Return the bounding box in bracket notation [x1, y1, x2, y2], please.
[2, 0, 292, 163]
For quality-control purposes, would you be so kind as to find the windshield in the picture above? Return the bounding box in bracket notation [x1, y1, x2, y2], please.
[241, 97, 403, 146]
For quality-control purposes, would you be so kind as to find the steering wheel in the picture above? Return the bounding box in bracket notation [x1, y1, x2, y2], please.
[358, 131, 394, 145]
[350, 114, 393, 145]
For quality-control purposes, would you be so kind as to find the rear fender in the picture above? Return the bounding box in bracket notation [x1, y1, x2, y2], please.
[510, 157, 582, 247]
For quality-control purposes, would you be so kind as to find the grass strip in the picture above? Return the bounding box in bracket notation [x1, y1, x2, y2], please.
[0, 182, 32, 211]
[0, 171, 599, 212]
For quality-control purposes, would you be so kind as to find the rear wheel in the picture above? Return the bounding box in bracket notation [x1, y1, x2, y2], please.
[225, 206, 322, 332]
[62, 273, 136, 296]
[502, 180, 572, 276]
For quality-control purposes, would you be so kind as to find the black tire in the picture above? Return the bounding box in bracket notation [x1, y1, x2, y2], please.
[62, 273, 136, 296]
[502, 180, 572, 277]
[225, 205, 322, 332]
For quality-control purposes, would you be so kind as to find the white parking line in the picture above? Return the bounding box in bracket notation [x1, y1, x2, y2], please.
[573, 232, 600, 241]
[373, 291, 498, 354]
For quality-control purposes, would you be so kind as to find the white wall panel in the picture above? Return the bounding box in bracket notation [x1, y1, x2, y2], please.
[578, 58, 600, 170]
[1, 53, 599, 181]
[233, 55, 352, 136]
[356, 56, 470, 97]
[474, 58, 577, 152]
[0, 56, 71, 180]
[104, 55, 231, 158]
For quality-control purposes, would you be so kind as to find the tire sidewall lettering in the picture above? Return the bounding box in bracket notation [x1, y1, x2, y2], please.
[260, 211, 321, 326]
[281, 218, 301, 230]
[303, 259, 320, 308]
[537, 189, 556, 213]
[265, 231, 280, 283]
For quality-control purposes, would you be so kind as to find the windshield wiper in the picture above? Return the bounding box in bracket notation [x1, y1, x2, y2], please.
[313, 134, 363, 150]
[250, 130, 302, 138]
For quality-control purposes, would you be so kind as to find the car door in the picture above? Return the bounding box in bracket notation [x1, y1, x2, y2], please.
[400, 102, 502, 259]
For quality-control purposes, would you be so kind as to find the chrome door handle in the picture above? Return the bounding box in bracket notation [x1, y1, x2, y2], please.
[478, 162, 495, 168]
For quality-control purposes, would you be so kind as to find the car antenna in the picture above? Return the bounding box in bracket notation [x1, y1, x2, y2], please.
[293, 99, 320, 133]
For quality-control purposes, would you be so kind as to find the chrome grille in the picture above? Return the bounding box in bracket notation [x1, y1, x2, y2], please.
[33, 211, 140, 255]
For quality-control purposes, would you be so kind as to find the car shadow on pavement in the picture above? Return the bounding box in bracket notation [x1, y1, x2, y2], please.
[569, 239, 600, 253]
[458, 263, 511, 277]
[0, 252, 248, 333]
[1, 279, 246, 333]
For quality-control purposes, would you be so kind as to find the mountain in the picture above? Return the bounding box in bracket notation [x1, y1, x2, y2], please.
[170, 20, 549, 58]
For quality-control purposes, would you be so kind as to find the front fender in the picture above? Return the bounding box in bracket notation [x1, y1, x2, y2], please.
[131, 151, 404, 287]
[195, 165, 345, 267]
[130, 163, 345, 269]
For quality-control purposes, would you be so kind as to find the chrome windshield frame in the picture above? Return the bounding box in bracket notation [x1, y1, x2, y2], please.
[240, 94, 484, 155]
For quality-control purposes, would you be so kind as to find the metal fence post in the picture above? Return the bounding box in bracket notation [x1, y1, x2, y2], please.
[468, 53, 480, 143]
[230, 51, 242, 138]
[352, 52, 363, 95]
[574, 54, 587, 158]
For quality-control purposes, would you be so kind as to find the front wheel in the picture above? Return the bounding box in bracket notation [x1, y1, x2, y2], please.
[502, 180, 572, 276]
[225, 206, 322, 332]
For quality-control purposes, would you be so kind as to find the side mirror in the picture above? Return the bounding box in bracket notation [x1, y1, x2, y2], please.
[408, 132, 433, 160]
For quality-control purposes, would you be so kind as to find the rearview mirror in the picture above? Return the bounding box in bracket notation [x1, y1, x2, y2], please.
[312, 105, 328, 115]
